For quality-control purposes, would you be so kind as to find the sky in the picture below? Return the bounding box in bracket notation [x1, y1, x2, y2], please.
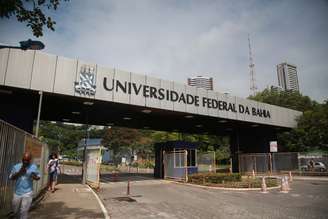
[1, 0, 327, 102]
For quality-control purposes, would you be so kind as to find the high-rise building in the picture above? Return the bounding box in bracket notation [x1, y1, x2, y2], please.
[187, 76, 213, 90]
[277, 62, 299, 92]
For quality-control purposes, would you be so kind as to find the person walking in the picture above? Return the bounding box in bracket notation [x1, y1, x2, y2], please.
[9, 152, 40, 219]
[47, 153, 59, 192]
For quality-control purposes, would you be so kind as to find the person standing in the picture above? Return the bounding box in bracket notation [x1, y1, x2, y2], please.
[47, 153, 59, 192]
[9, 152, 40, 219]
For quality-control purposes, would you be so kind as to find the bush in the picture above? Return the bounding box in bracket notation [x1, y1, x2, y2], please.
[61, 160, 82, 166]
[188, 173, 279, 188]
[188, 173, 241, 184]
[223, 177, 278, 188]
[130, 160, 155, 168]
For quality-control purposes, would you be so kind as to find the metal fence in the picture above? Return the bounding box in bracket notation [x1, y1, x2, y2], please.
[197, 151, 216, 173]
[238, 152, 323, 174]
[298, 153, 328, 172]
[239, 152, 299, 174]
[0, 119, 50, 216]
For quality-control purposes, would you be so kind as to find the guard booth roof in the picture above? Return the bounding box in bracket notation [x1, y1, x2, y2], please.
[155, 141, 198, 150]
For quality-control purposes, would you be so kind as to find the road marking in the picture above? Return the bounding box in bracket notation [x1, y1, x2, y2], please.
[87, 184, 110, 219]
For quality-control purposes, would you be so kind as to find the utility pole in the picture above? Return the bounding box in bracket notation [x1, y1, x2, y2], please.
[248, 34, 257, 96]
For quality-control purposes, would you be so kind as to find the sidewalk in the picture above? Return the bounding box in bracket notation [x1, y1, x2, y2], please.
[29, 175, 106, 219]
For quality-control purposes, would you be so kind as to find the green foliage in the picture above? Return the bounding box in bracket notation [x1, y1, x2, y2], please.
[61, 160, 82, 166]
[188, 173, 241, 184]
[188, 173, 278, 188]
[249, 88, 316, 111]
[0, 0, 69, 37]
[223, 177, 278, 188]
[279, 100, 328, 152]
[249, 88, 327, 152]
[38, 121, 232, 164]
[132, 160, 155, 168]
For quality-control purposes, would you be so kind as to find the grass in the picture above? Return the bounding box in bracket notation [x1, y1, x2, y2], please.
[61, 160, 82, 166]
[100, 164, 118, 172]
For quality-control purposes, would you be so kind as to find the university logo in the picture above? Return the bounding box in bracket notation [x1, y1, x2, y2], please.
[74, 65, 96, 95]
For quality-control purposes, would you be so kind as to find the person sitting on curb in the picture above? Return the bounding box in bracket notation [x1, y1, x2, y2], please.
[9, 152, 41, 219]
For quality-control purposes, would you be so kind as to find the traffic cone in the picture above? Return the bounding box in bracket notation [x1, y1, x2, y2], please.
[261, 176, 268, 193]
[288, 171, 293, 183]
[280, 176, 288, 193]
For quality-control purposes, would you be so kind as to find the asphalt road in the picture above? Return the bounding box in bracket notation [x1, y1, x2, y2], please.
[99, 174, 328, 219]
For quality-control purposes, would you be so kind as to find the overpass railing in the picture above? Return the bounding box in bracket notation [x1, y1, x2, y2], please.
[0, 119, 50, 216]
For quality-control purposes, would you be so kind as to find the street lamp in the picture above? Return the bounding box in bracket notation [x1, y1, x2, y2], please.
[0, 39, 45, 50]
[0, 39, 45, 138]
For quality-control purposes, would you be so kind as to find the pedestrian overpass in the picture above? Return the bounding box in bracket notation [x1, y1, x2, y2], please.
[0, 48, 301, 171]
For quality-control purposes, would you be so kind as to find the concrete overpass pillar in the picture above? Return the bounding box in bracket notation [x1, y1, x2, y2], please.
[230, 126, 278, 173]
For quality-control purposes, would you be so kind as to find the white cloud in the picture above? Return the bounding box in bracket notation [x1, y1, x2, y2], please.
[0, 0, 327, 101]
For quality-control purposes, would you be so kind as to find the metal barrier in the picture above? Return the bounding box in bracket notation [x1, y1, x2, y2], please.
[197, 151, 216, 173]
[272, 152, 298, 172]
[0, 119, 50, 216]
[239, 152, 326, 174]
[239, 153, 270, 173]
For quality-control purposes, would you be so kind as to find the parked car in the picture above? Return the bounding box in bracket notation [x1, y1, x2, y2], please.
[300, 162, 326, 172]
[313, 162, 327, 172]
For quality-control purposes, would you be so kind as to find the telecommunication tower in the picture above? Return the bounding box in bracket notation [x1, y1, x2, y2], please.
[248, 34, 257, 95]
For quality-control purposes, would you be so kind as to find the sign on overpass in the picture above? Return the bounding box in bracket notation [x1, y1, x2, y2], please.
[0, 48, 301, 128]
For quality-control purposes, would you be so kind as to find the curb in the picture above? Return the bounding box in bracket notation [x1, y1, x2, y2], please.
[86, 185, 110, 219]
[167, 180, 281, 191]
[293, 177, 328, 181]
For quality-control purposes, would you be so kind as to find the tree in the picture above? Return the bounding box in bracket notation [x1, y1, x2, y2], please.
[249, 88, 328, 152]
[280, 100, 328, 152]
[249, 88, 316, 111]
[0, 0, 68, 37]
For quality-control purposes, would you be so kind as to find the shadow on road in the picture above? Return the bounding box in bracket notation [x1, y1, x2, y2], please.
[30, 200, 103, 219]
[100, 172, 156, 183]
[57, 174, 82, 184]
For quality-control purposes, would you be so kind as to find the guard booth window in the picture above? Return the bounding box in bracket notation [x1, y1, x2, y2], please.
[174, 150, 184, 167]
[174, 149, 196, 167]
[187, 149, 196, 167]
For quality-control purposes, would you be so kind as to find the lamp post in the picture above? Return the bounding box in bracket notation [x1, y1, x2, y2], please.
[0, 39, 45, 50]
[1, 39, 45, 138]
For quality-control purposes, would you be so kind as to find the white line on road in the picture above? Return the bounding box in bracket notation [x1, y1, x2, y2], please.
[87, 185, 110, 219]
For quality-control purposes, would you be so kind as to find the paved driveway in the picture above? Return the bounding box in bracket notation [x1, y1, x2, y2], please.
[99, 174, 328, 219]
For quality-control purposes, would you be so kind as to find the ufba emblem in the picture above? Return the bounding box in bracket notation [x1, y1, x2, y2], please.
[74, 65, 96, 95]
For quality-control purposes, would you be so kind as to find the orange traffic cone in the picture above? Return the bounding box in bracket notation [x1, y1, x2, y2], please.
[280, 176, 289, 193]
[289, 171, 293, 183]
[261, 176, 268, 193]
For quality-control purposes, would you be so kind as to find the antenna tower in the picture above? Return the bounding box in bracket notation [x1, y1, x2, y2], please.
[248, 34, 257, 95]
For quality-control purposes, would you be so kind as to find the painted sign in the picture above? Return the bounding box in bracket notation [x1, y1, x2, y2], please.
[74, 65, 96, 95]
[270, 141, 278, 152]
[103, 77, 271, 118]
